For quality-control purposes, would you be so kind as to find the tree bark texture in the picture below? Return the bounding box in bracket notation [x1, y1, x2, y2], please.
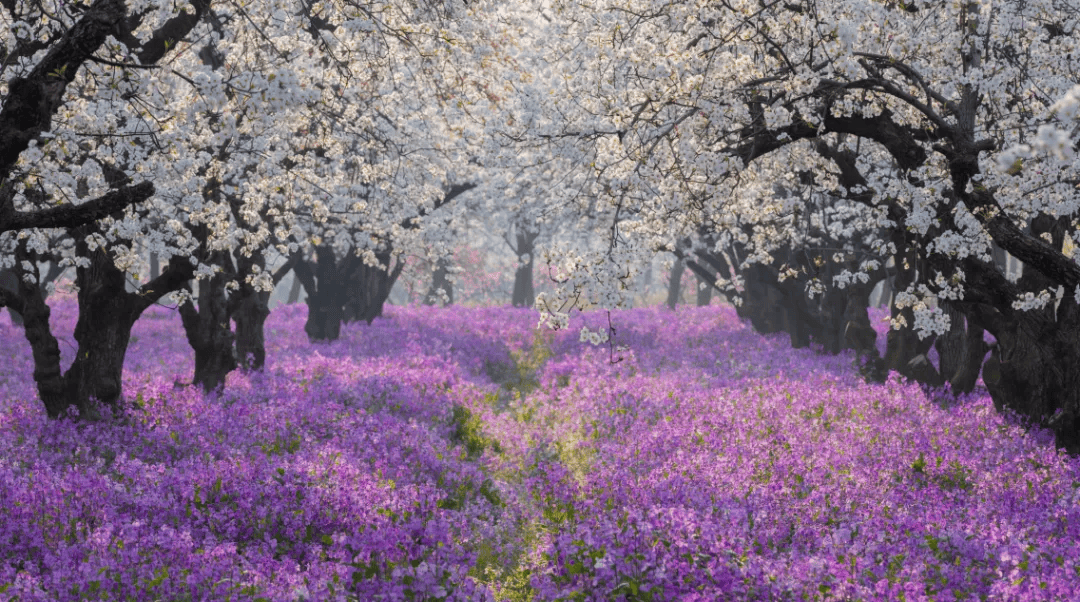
[512, 259, 536, 308]
[179, 252, 236, 392]
[695, 265, 713, 306]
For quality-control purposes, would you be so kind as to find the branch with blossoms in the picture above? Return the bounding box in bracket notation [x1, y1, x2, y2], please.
[0, 182, 154, 234]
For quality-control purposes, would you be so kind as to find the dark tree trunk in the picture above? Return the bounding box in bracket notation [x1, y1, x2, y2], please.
[812, 284, 848, 354]
[345, 251, 403, 324]
[4, 237, 194, 418]
[424, 257, 454, 306]
[149, 252, 160, 280]
[734, 261, 814, 349]
[806, 252, 883, 360]
[933, 301, 988, 395]
[233, 290, 270, 369]
[297, 246, 402, 341]
[287, 273, 302, 304]
[695, 268, 713, 306]
[880, 242, 944, 386]
[2, 262, 64, 325]
[65, 252, 140, 415]
[512, 258, 535, 308]
[961, 216, 1080, 451]
[666, 257, 685, 309]
[296, 245, 346, 342]
[228, 251, 292, 371]
[884, 300, 941, 387]
[981, 310, 1080, 453]
[5, 263, 65, 417]
[511, 231, 537, 308]
[1, 268, 20, 324]
[842, 292, 886, 381]
[178, 252, 236, 392]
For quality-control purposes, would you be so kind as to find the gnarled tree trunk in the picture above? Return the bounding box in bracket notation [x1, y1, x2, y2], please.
[179, 252, 236, 392]
[933, 300, 987, 395]
[980, 307, 1080, 453]
[232, 288, 270, 370]
[3, 236, 193, 418]
[1, 262, 64, 325]
[229, 251, 293, 371]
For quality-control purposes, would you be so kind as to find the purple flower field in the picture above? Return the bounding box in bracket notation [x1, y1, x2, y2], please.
[1, 302, 1079, 601]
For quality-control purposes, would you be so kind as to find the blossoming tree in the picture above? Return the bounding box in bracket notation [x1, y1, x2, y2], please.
[525, 0, 1080, 448]
[0, 0, 512, 411]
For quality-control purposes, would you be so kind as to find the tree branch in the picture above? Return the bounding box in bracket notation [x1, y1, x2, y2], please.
[0, 181, 153, 233]
[133, 0, 211, 65]
[271, 254, 298, 286]
[133, 253, 196, 314]
[968, 187, 1080, 290]
[0, 0, 128, 179]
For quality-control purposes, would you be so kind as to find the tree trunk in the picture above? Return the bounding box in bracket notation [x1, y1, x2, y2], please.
[966, 215, 1080, 450]
[511, 232, 537, 308]
[178, 253, 236, 392]
[287, 273, 302, 303]
[424, 257, 454, 306]
[884, 304, 941, 386]
[695, 268, 713, 306]
[666, 257, 685, 309]
[296, 246, 346, 342]
[232, 291, 269, 370]
[297, 246, 403, 340]
[812, 285, 848, 354]
[7, 237, 194, 418]
[734, 260, 814, 349]
[1, 267, 21, 324]
[879, 242, 944, 386]
[7, 266, 66, 417]
[982, 313, 1080, 453]
[346, 252, 403, 324]
[2, 262, 64, 325]
[229, 252, 284, 371]
[512, 258, 535, 308]
[65, 256, 141, 415]
[843, 292, 886, 381]
[933, 301, 988, 395]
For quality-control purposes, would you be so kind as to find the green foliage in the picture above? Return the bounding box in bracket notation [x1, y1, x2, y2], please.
[260, 431, 302, 457]
[450, 404, 502, 459]
[437, 477, 504, 511]
[485, 330, 555, 398]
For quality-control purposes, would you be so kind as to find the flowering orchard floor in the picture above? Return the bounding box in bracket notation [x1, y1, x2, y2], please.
[1, 304, 1079, 601]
